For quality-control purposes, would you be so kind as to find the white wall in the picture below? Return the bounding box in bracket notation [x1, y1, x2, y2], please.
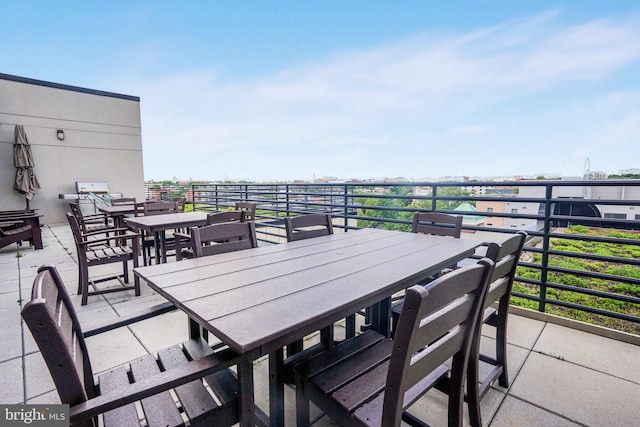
[0, 74, 145, 224]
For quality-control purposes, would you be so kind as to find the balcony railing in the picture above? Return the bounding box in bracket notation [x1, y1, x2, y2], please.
[147, 179, 640, 335]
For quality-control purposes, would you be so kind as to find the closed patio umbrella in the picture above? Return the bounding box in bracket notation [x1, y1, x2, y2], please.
[13, 125, 40, 208]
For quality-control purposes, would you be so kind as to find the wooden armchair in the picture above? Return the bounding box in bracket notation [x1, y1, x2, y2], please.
[284, 214, 340, 348]
[69, 203, 112, 235]
[466, 231, 527, 427]
[190, 221, 258, 258]
[235, 201, 256, 222]
[0, 212, 43, 250]
[175, 210, 245, 260]
[284, 213, 333, 242]
[293, 259, 494, 427]
[0, 214, 43, 249]
[67, 212, 140, 305]
[412, 211, 462, 237]
[389, 212, 464, 331]
[22, 265, 241, 427]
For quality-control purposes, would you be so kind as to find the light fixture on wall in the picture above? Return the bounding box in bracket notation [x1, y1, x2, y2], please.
[56, 129, 65, 141]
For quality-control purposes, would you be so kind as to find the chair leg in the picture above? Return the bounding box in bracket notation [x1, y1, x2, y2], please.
[77, 266, 83, 295]
[345, 314, 356, 339]
[295, 378, 311, 427]
[122, 260, 129, 283]
[467, 343, 483, 427]
[495, 309, 509, 388]
[80, 265, 89, 306]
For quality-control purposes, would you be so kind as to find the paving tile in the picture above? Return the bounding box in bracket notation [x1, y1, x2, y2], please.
[0, 358, 24, 404]
[128, 310, 191, 352]
[0, 291, 24, 362]
[478, 335, 531, 392]
[490, 395, 580, 426]
[481, 312, 545, 350]
[26, 390, 60, 404]
[533, 323, 640, 383]
[509, 351, 640, 426]
[405, 386, 505, 427]
[85, 327, 148, 374]
[24, 351, 56, 401]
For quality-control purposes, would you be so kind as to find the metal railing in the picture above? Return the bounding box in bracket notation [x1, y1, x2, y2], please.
[147, 179, 640, 334]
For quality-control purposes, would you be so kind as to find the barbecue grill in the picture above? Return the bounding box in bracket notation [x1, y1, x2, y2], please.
[59, 182, 123, 215]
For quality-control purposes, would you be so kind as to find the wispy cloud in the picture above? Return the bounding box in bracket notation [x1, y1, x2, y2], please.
[124, 10, 640, 180]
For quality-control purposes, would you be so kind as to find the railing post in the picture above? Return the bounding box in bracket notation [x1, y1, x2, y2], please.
[343, 184, 349, 232]
[539, 183, 553, 313]
[431, 184, 437, 211]
[285, 184, 290, 216]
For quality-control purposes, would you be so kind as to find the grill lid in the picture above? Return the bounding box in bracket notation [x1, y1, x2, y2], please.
[76, 182, 109, 194]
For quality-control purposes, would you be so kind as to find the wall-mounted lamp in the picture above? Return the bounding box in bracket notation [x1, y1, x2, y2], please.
[56, 129, 65, 141]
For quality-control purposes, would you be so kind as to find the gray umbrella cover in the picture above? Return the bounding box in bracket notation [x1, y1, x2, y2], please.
[13, 125, 41, 200]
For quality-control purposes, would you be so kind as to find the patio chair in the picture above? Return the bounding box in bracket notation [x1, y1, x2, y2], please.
[235, 201, 256, 222]
[467, 231, 527, 427]
[175, 210, 245, 260]
[284, 213, 333, 242]
[412, 211, 462, 237]
[388, 211, 463, 331]
[144, 201, 180, 216]
[22, 265, 240, 427]
[69, 202, 112, 234]
[0, 219, 35, 250]
[172, 196, 187, 212]
[190, 221, 258, 258]
[67, 212, 140, 305]
[284, 213, 338, 350]
[293, 259, 495, 427]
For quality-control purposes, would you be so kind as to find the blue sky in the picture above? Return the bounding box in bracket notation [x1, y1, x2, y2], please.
[3, 1, 640, 181]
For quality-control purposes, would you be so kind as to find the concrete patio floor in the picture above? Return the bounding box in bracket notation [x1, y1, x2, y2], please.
[1, 224, 639, 426]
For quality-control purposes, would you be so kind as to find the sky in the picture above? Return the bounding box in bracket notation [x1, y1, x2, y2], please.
[2, 1, 640, 182]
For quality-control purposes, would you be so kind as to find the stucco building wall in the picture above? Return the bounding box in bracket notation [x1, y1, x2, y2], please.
[0, 74, 145, 224]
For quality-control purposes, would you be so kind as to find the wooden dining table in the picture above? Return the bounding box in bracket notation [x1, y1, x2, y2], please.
[134, 228, 482, 426]
[98, 204, 137, 229]
[125, 211, 209, 263]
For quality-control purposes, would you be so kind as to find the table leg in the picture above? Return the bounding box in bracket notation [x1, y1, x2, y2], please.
[370, 297, 392, 337]
[188, 318, 208, 341]
[160, 231, 168, 263]
[153, 232, 162, 264]
[268, 348, 285, 427]
[238, 358, 257, 426]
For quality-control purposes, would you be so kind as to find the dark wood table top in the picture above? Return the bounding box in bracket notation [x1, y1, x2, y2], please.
[124, 212, 208, 233]
[135, 228, 481, 355]
[98, 205, 136, 216]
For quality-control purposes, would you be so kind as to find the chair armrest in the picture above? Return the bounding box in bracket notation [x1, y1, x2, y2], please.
[69, 346, 243, 423]
[83, 302, 177, 337]
[80, 227, 137, 239]
[0, 219, 26, 228]
[81, 212, 109, 220]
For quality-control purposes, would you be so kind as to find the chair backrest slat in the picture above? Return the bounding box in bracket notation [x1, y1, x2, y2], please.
[192, 221, 258, 257]
[412, 212, 462, 238]
[235, 202, 256, 221]
[484, 231, 527, 309]
[285, 214, 333, 242]
[144, 201, 179, 216]
[21, 266, 94, 406]
[207, 210, 245, 224]
[383, 259, 494, 425]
